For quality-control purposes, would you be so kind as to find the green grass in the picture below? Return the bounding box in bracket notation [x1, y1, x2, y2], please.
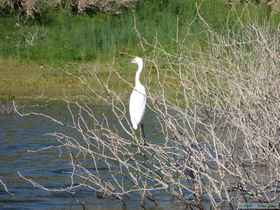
[0, 0, 278, 63]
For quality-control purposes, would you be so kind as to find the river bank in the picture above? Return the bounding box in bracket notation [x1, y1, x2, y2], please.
[0, 58, 135, 101]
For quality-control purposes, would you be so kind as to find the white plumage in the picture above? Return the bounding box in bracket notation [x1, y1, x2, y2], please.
[129, 57, 146, 130]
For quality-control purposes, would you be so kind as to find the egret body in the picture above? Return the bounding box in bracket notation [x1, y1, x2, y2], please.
[129, 57, 146, 132]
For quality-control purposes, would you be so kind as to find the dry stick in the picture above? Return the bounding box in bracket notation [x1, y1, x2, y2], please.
[13, 101, 64, 126]
[0, 177, 13, 196]
[133, 12, 146, 51]
[17, 171, 83, 192]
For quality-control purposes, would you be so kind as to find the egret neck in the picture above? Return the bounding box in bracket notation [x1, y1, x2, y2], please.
[135, 59, 144, 87]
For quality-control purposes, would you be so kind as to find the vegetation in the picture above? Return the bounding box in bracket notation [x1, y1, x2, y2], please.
[0, 0, 138, 17]
[0, 0, 280, 100]
[0, 0, 277, 62]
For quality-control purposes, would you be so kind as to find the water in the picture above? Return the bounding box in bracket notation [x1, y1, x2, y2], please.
[0, 101, 180, 210]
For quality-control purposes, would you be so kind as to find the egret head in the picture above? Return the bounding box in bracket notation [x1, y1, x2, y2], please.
[131, 56, 143, 65]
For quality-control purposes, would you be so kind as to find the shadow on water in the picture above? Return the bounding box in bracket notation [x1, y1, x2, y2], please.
[0, 100, 187, 210]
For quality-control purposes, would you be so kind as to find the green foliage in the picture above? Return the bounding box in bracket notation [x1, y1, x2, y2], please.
[0, 0, 279, 63]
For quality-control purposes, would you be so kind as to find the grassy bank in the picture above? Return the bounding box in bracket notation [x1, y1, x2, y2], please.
[0, 0, 279, 100]
[0, 0, 275, 62]
[0, 58, 135, 101]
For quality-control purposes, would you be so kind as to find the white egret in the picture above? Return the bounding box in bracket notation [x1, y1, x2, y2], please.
[129, 56, 147, 137]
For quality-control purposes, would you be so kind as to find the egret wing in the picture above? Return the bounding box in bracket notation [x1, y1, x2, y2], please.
[129, 88, 146, 129]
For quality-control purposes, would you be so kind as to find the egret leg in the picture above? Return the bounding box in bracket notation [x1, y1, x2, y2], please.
[140, 123, 145, 138]
[140, 123, 147, 145]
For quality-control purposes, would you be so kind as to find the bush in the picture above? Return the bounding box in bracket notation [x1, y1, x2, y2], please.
[16, 24, 280, 209]
[0, 0, 139, 17]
